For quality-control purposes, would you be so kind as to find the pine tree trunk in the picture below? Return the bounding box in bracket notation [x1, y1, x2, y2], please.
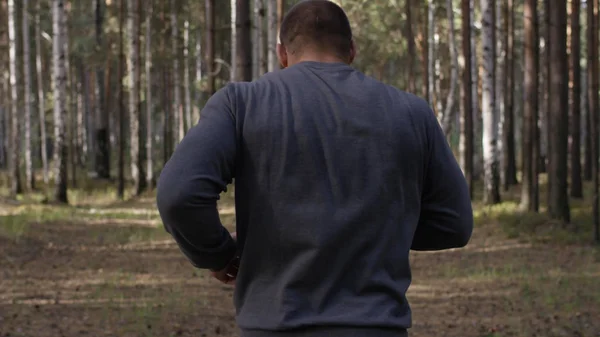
[587, 0, 600, 241]
[117, 0, 125, 199]
[460, 0, 474, 198]
[35, 0, 48, 185]
[237, 0, 252, 81]
[95, 0, 110, 179]
[253, 0, 265, 78]
[427, 0, 435, 108]
[183, 18, 192, 130]
[547, 0, 570, 222]
[521, 0, 539, 211]
[503, 0, 518, 189]
[194, 13, 203, 121]
[405, 0, 416, 93]
[570, 0, 583, 198]
[441, 0, 458, 135]
[171, 0, 183, 146]
[52, 0, 68, 203]
[146, 0, 154, 189]
[267, 0, 278, 72]
[495, 0, 505, 188]
[205, 0, 215, 95]
[471, 0, 482, 180]
[23, 0, 34, 191]
[230, 0, 237, 81]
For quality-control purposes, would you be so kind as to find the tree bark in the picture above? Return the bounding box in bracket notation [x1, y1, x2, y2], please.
[481, 0, 501, 205]
[547, 0, 570, 222]
[36, 0, 48, 185]
[460, 0, 474, 198]
[52, 0, 68, 203]
[7, 0, 22, 198]
[570, 0, 583, 198]
[146, 0, 153, 189]
[503, 0, 518, 189]
[23, 0, 34, 191]
[236, 0, 252, 81]
[95, 0, 110, 179]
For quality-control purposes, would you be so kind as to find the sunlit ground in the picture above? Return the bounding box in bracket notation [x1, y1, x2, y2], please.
[0, 174, 599, 337]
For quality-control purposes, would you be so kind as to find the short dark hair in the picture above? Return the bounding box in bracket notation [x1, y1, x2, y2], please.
[279, 0, 353, 59]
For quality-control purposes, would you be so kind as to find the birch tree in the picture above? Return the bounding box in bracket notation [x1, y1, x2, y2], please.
[7, 0, 22, 198]
[481, 0, 500, 204]
[231, 0, 237, 81]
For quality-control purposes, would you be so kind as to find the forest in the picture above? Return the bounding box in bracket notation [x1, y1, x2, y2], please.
[0, 0, 599, 336]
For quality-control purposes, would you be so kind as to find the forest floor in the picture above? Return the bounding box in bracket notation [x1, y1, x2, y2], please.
[0, 179, 599, 337]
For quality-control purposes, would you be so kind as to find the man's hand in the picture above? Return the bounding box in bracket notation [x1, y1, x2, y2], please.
[210, 232, 239, 285]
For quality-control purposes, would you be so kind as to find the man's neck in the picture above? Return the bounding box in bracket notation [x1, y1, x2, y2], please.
[290, 53, 348, 65]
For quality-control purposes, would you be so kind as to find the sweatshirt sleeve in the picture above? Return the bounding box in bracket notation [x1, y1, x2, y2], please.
[411, 100, 474, 251]
[156, 85, 238, 270]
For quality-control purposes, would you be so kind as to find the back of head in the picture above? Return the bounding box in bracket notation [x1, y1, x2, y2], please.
[279, 0, 353, 60]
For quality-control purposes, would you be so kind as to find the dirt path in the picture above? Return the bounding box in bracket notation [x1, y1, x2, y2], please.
[1, 199, 599, 337]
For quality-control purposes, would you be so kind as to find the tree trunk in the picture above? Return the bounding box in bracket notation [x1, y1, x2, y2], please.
[587, 0, 600, 241]
[547, 0, 570, 222]
[267, 0, 278, 72]
[23, 0, 34, 191]
[236, 0, 252, 81]
[205, 0, 215, 95]
[7, 0, 22, 198]
[405, 0, 415, 93]
[460, 0, 474, 198]
[471, 0, 482, 180]
[36, 0, 48, 185]
[183, 18, 192, 130]
[230, 0, 237, 81]
[495, 0, 505, 188]
[117, 0, 125, 199]
[439, 0, 458, 136]
[427, 0, 435, 108]
[503, 0, 518, 189]
[253, 0, 265, 78]
[171, 0, 183, 146]
[52, 0, 68, 203]
[146, 0, 153, 189]
[194, 10, 203, 121]
[95, 0, 110, 179]
[570, 0, 583, 198]
[481, 0, 501, 205]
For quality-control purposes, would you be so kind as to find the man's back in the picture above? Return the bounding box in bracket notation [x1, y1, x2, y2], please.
[231, 62, 445, 336]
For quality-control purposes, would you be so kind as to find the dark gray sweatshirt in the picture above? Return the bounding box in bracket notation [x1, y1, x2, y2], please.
[156, 61, 473, 337]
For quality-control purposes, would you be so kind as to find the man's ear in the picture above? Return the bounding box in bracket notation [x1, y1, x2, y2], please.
[276, 43, 288, 69]
[348, 39, 357, 64]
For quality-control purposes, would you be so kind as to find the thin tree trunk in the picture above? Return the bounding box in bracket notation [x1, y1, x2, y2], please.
[230, 0, 237, 81]
[547, 0, 570, 222]
[460, 0, 474, 198]
[427, 0, 435, 108]
[52, 0, 68, 203]
[7, 0, 22, 198]
[194, 14, 203, 121]
[570, 0, 583, 198]
[441, 0, 458, 135]
[77, 60, 86, 168]
[254, 0, 265, 78]
[117, 0, 125, 199]
[540, 0, 550, 173]
[23, 0, 34, 190]
[471, 0, 482, 180]
[183, 18, 192, 130]
[503, 0, 517, 189]
[481, 0, 501, 204]
[146, 0, 153, 189]
[36, 0, 48, 185]
[267, 0, 278, 72]
[205, 0, 215, 95]
[521, 0, 539, 211]
[587, 0, 600, 241]
[405, 0, 416, 93]
[237, 0, 252, 81]
[95, 0, 110, 179]
[495, 0, 505, 189]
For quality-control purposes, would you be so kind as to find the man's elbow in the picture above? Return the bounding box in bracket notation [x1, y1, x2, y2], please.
[451, 215, 473, 248]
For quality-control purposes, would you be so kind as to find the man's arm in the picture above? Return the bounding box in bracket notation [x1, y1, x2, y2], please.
[156, 85, 237, 270]
[411, 101, 473, 251]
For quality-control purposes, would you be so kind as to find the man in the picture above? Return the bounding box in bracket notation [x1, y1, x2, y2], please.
[156, 1, 473, 336]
